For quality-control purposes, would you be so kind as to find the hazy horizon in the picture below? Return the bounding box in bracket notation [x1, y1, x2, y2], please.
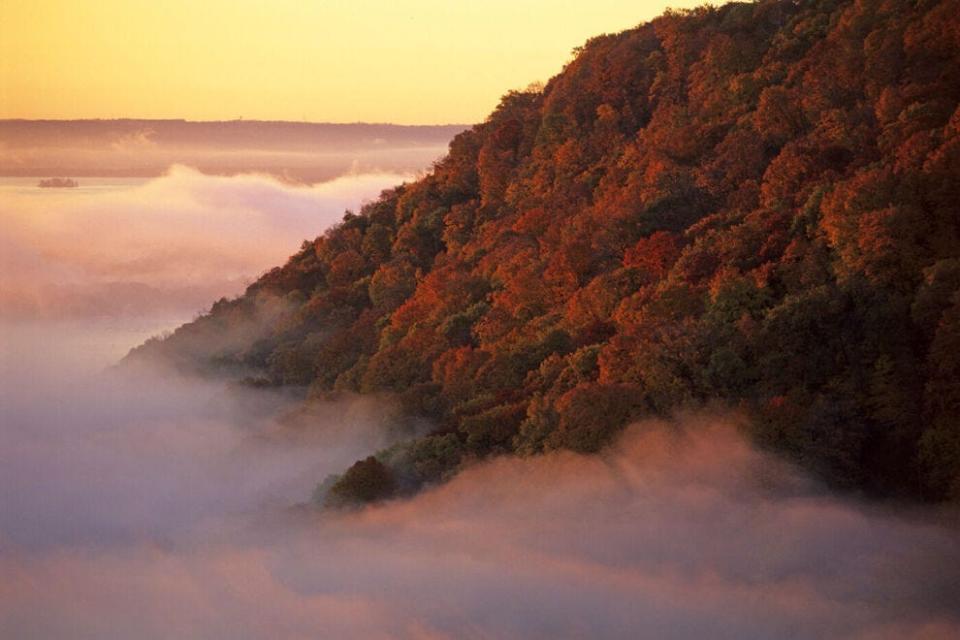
[0, 117, 471, 125]
[0, 119, 465, 182]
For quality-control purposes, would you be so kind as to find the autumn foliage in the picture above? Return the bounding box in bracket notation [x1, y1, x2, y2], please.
[132, 0, 960, 502]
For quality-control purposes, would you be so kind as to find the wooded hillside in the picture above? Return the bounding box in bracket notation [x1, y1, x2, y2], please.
[130, 0, 960, 501]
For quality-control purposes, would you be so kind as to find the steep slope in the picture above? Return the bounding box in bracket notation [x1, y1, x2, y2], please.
[129, 0, 960, 501]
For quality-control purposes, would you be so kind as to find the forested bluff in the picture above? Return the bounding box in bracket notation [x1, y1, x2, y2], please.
[127, 0, 960, 505]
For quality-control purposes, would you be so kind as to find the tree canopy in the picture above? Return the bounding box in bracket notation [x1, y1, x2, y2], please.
[130, 0, 960, 503]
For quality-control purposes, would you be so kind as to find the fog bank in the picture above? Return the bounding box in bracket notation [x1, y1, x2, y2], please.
[2, 393, 957, 638]
[0, 167, 411, 322]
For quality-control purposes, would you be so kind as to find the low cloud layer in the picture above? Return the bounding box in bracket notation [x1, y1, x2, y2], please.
[0, 373, 398, 551]
[0, 167, 411, 321]
[1, 377, 957, 640]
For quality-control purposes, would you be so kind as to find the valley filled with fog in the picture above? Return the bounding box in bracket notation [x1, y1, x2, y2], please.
[1, 168, 958, 639]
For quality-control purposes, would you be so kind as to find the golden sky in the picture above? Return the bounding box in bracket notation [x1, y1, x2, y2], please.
[1, 0, 702, 124]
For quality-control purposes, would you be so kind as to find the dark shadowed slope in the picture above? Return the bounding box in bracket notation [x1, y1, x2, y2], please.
[129, 0, 960, 502]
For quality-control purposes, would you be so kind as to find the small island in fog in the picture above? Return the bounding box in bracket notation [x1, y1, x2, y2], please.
[37, 177, 78, 188]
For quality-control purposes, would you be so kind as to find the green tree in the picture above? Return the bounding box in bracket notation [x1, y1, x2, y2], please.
[325, 456, 396, 507]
